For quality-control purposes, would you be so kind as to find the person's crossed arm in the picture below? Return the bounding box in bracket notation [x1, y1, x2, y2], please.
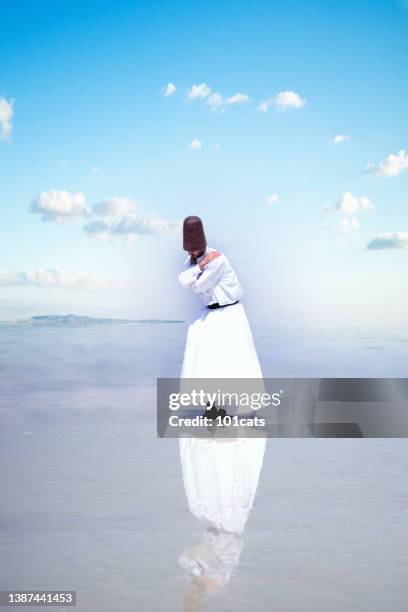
[178, 251, 224, 293]
[198, 251, 221, 270]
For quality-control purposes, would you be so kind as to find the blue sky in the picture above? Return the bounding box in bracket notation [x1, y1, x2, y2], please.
[0, 0, 407, 329]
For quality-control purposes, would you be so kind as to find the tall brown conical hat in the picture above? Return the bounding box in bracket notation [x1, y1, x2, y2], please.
[183, 216, 207, 251]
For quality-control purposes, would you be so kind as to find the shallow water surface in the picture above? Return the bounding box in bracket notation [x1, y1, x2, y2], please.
[0, 323, 407, 611]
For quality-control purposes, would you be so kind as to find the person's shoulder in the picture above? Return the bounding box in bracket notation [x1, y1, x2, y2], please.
[209, 247, 227, 262]
[208, 249, 227, 268]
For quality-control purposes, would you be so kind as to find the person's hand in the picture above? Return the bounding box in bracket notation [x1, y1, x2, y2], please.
[199, 251, 221, 270]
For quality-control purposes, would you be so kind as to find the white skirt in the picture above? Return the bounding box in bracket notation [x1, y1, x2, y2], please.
[180, 302, 263, 379]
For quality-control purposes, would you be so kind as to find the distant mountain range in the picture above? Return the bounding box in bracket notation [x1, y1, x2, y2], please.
[0, 314, 184, 326]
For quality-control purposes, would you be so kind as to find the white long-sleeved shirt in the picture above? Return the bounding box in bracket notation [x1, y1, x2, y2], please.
[178, 246, 244, 306]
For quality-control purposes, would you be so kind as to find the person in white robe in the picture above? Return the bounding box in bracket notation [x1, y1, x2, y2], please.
[178, 215, 263, 385]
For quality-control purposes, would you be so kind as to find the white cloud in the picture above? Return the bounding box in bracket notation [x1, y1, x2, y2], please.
[30, 190, 90, 222]
[185, 84, 249, 112]
[0, 97, 14, 140]
[366, 149, 408, 177]
[92, 197, 137, 217]
[162, 82, 176, 97]
[0, 268, 112, 290]
[84, 213, 178, 239]
[109, 215, 177, 235]
[321, 216, 360, 237]
[206, 92, 224, 110]
[323, 193, 372, 239]
[266, 193, 279, 205]
[333, 134, 350, 144]
[206, 91, 249, 112]
[190, 139, 202, 150]
[30, 190, 178, 244]
[275, 91, 306, 110]
[367, 232, 408, 250]
[86, 198, 171, 241]
[226, 92, 249, 105]
[82, 220, 111, 240]
[335, 192, 374, 215]
[339, 216, 359, 235]
[257, 99, 272, 113]
[91, 165, 102, 175]
[187, 83, 211, 100]
[258, 91, 306, 113]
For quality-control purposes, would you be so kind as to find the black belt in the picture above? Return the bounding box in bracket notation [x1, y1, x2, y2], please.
[207, 300, 239, 310]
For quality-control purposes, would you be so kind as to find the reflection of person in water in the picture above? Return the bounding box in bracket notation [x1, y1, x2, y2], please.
[179, 436, 266, 609]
